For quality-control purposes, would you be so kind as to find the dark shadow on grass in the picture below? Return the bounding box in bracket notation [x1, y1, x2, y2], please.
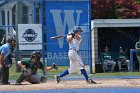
[11, 83, 30, 85]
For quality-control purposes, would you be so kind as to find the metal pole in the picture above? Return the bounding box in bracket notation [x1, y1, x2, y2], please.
[34, 0, 37, 24]
[130, 49, 133, 72]
[89, 0, 93, 74]
[40, 0, 46, 75]
[15, 1, 22, 72]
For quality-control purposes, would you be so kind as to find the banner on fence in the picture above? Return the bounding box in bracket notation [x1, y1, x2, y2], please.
[18, 24, 42, 50]
[46, 1, 90, 66]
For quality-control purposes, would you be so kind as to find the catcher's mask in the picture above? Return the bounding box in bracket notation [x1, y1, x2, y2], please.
[31, 51, 41, 61]
[36, 51, 41, 61]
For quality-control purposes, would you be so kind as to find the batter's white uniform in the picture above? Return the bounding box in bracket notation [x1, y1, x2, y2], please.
[67, 35, 84, 74]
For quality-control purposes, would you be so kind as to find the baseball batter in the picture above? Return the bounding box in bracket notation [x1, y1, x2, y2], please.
[56, 26, 96, 84]
[16, 51, 58, 84]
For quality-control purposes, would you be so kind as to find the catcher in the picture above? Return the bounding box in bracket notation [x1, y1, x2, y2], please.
[16, 51, 58, 84]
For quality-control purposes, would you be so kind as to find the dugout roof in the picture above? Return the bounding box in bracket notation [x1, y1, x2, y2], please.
[92, 19, 140, 28]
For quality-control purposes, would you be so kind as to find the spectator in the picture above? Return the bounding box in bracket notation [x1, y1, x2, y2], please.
[135, 41, 140, 71]
[101, 46, 116, 72]
[117, 47, 130, 71]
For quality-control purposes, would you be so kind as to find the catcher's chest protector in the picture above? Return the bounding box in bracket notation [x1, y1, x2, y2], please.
[30, 62, 39, 75]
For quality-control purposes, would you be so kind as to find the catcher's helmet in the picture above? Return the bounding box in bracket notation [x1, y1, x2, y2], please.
[36, 51, 42, 57]
[73, 26, 83, 33]
[31, 51, 37, 58]
[31, 51, 41, 60]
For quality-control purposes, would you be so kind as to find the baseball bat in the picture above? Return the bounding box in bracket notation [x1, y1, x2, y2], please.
[50, 35, 67, 40]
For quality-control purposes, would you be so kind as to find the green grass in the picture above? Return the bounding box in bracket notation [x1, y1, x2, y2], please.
[9, 63, 140, 80]
[9, 63, 69, 80]
[92, 72, 140, 78]
[9, 63, 21, 80]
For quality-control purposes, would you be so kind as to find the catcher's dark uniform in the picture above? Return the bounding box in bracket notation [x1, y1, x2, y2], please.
[16, 59, 46, 84]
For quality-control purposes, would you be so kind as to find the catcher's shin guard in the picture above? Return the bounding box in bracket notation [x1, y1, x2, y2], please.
[16, 69, 31, 83]
[40, 76, 47, 83]
[27, 75, 41, 84]
[16, 73, 27, 83]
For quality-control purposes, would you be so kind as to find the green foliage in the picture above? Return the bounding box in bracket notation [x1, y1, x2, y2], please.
[92, 0, 140, 19]
[136, 0, 140, 4]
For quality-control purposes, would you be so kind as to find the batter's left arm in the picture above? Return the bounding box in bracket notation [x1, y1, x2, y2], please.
[75, 34, 81, 41]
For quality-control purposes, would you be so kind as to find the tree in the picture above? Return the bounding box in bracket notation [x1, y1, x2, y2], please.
[136, 0, 140, 4]
[92, 0, 140, 19]
[115, 0, 140, 18]
[92, 0, 116, 19]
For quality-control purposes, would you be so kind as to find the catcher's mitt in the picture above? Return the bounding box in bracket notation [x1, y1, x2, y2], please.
[51, 63, 58, 70]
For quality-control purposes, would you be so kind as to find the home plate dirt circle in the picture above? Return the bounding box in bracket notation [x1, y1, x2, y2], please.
[0, 78, 140, 91]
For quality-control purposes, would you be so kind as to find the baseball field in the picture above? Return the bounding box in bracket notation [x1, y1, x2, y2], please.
[0, 63, 140, 93]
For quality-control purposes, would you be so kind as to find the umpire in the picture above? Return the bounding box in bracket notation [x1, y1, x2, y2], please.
[16, 51, 58, 84]
[0, 37, 16, 84]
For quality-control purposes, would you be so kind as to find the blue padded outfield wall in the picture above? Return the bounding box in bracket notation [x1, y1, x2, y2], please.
[45, 1, 91, 66]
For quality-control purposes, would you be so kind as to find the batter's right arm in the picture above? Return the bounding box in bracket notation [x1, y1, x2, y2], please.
[67, 35, 73, 43]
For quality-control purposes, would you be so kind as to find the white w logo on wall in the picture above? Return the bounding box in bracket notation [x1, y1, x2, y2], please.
[50, 10, 83, 48]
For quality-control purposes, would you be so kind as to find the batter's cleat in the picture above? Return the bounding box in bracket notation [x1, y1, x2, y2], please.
[41, 76, 47, 83]
[55, 75, 60, 83]
[52, 63, 58, 70]
[86, 79, 96, 84]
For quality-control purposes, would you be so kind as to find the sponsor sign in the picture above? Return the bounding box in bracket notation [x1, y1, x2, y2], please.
[18, 24, 42, 50]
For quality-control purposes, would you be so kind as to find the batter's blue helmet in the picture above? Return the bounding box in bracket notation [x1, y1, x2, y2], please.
[73, 26, 83, 33]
